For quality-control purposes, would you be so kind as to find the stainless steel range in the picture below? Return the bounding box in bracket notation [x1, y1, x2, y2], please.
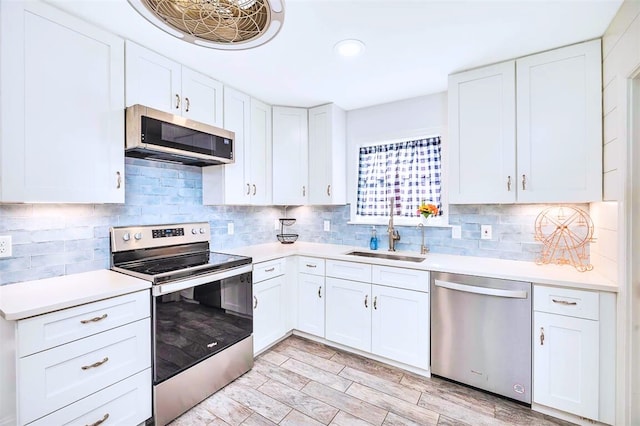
[110, 222, 253, 426]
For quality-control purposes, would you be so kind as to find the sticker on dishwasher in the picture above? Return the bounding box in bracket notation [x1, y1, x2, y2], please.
[513, 384, 526, 394]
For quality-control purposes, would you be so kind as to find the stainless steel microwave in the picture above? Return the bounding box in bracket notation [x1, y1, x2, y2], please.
[125, 104, 235, 167]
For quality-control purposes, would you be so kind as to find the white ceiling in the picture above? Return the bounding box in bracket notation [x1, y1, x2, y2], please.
[48, 0, 622, 111]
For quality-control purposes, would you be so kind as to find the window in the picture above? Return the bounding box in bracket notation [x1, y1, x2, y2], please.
[356, 136, 442, 221]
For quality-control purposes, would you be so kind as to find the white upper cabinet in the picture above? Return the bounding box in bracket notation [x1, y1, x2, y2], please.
[0, 1, 125, 203]
[125, 41, 223, 127]
[202, 87, 272, 205]
[516, 40, 602, 203]
[448, 61, 516, 204]
[308, 104, 347, 205]
[272, 106, 309, 205]
[448, 39, 602, 204]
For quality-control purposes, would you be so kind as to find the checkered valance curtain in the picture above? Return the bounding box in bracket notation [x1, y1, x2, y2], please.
[356, 136, 441, 217]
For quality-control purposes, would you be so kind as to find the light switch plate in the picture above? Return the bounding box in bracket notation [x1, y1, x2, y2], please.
[227, 222, 234, 235]
[323, 220, 331, 232]
[481, 225, 492, 240]
[451, 226, 462, 239]
[0, 235, 12, 258]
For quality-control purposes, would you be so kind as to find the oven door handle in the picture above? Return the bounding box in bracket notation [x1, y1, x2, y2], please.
[153, 264, 253, 296]
[434, 280, 528, 299]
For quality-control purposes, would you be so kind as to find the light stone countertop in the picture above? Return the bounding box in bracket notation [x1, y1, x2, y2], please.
[0, 269, 150, 321]
[227, 242, 618, 293]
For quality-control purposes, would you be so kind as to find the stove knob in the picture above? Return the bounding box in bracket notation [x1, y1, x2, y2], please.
[199, 228, 205, 234]
[191, 228, 198, 235]
[134, 232, 143, 240]
[122, 232, 131, 241]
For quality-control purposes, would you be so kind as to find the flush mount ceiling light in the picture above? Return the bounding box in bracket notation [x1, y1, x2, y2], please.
[128, 0, 285, 50]
[334, 39, 366, 57]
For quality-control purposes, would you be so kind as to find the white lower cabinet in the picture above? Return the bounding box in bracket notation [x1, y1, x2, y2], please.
[2, 290, 152, 426]
[532, 285, 616, 424]
[324, 261, 430, 370]
[297, 273, 325, 337]
[253, 259, 287, 354]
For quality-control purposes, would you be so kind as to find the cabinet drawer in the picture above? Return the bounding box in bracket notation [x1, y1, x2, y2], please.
[253, 258, 286, 283]
[27, 368, 151, 426]
[326, 260, 371, 282]
[298, 256, 325, 275]
[18, 319, 151, 425]
[372, 266, 429, 292]
[17, 290, 149, 357]
[534, 286, 599, 320]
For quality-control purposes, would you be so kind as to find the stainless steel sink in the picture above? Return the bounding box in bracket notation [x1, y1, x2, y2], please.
[345, 250, 426, 263]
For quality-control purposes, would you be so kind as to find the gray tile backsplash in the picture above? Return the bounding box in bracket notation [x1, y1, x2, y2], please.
[0, 158, 586, 285]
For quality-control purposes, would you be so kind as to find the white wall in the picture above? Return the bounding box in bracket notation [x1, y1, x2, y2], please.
[345, 92, 448, 208]
[596, 0, 640, 423]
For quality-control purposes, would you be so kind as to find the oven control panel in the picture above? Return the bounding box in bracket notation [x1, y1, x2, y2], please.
[110, 223, 210, 252]
[152, 228, 185, 238]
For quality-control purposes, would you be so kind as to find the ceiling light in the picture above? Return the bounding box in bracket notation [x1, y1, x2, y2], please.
[334, 39, 366, 57]
[127, 0, 285, 50]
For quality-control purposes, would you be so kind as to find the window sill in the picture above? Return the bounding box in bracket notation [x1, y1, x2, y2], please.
[348, 216, 450, 227]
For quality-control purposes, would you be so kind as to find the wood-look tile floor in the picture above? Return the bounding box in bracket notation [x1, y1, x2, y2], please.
[168, 335, 575, 426]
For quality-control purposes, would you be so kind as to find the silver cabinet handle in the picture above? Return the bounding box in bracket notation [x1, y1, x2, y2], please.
[246, 183, 251, 195]
[175, 94, 181, 109]
[318, 286, 322, 298]
[435, 280, 528, 299]
[252, 184, 257, 196]
[185, 97, 190, 112]
[81, 357, 109, 370]
[265, 267, 275, 272]
[540, 327, 545, 346]
[327, 184, 331, 196]
[302, 186, 306, 197]
[116, 171, 122, 189]
[507, 175, 511, 191]
[254, 296, 258, 309]
[80, 313, 108, 324]
[364, 294, 368, 308]
[373, 296, 377, 310]
[552, 299, 577, 306]
[522, 174, 527, 190]
[86, 413, 109, 426]
[306, 264, 317, 268]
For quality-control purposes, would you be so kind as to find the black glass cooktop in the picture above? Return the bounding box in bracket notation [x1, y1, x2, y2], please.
[117, 251, 251, 284]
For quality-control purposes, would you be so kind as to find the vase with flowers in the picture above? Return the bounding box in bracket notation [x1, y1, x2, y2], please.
[417, 202, 439, 220]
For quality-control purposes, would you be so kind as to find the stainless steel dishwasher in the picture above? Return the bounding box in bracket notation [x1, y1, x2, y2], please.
[431, 272, 532, 404]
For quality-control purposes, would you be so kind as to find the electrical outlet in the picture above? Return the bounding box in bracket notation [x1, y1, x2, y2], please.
[0, 235, 12, 258]
[323, 220, 331, 232]
[227, 222, 234, 235]
[481, 225, 492, 240]
[451, 226, 462, 239]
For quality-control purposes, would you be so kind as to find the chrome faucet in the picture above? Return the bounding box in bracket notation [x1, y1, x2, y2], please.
[417, 223, 428, 254]
[388, 198, 400, 251]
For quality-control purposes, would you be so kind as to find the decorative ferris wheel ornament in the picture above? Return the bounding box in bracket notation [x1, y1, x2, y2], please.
[534, 205, 595, 272]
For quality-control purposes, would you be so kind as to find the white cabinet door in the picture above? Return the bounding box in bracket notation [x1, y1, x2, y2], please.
[253, 275, 286, 354]
[516, 39, 602, 203]
[308, 104, 346, 205]
[371, 285, 429, 370]
[533, 311, 599, 420]
[181, 67, 224, 127]
[448, 61, 516, 204]
[297, 273, 325, 337]
[249, 98, 273, 205]
[325, 277, 371, 352]
[272, 106, 308, 205]
[125, 41, 181, 113]
[0, 1, 125, 203]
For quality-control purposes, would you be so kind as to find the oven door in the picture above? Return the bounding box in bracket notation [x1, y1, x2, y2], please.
[152, 270, 253, 385]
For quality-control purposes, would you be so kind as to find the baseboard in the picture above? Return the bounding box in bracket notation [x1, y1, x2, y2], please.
[532, 403, 611, 426]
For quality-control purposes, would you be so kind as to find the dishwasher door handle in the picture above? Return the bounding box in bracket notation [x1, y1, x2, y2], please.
[434, 280, 528, 299]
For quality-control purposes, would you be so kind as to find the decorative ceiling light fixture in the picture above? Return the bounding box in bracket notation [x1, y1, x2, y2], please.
[128, 0, 285, 50]
[334, 39, 366, 58]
